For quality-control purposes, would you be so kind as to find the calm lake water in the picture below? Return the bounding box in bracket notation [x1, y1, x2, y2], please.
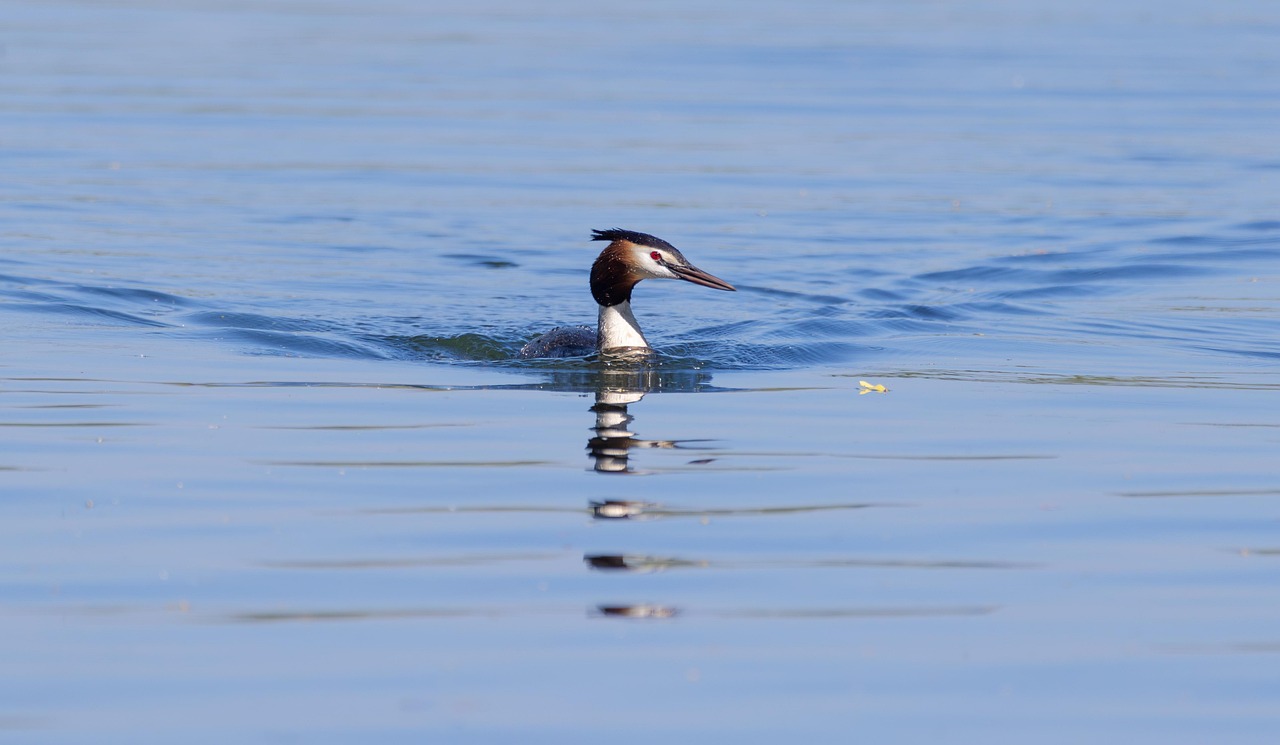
[3, 0, 1279, 742]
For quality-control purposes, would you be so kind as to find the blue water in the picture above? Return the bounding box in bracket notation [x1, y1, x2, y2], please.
[3, 1, 1280, 742]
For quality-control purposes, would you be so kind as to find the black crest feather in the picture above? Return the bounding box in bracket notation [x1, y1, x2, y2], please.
[591, 229, 677, 252]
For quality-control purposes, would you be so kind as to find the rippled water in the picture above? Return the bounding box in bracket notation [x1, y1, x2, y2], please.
[3, 0, 1280, 742]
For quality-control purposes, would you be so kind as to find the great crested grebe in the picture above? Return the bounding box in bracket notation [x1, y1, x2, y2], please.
[518, 229, 736, 359]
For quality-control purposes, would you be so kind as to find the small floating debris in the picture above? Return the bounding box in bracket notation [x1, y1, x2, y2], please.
[858, 380, 889, 395]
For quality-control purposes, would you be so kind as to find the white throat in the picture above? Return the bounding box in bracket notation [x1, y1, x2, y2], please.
[597, 301, 650, 351]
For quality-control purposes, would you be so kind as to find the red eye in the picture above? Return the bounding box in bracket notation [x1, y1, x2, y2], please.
[650, 251, 661, 262]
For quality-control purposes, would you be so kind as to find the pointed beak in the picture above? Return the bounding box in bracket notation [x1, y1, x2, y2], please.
[671, 263, 736, 292]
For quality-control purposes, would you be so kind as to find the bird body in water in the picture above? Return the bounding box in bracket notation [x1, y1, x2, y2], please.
[518, 229, 735, 359]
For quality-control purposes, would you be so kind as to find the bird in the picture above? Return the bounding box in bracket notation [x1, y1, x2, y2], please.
[518, 229, 735, 359]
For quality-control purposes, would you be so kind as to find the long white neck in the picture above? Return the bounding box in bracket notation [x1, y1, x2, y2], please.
[597, 301, 650, 351]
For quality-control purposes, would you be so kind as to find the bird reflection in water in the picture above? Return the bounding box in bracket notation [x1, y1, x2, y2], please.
[589, 499, 657, 519]
[579, 364, 715, 620]
[583, 365, 712, 474]
[584, 554, 709, 573]
[594, 604, 678, 619]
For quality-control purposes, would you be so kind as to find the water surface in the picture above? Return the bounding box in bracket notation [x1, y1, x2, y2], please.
[3, 0, 1279, 742]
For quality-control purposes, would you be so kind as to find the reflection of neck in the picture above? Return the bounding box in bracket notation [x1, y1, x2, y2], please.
[597, 301, 649, 351]
[593, 404, 633, 439]
[589, 401, 634, 473]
